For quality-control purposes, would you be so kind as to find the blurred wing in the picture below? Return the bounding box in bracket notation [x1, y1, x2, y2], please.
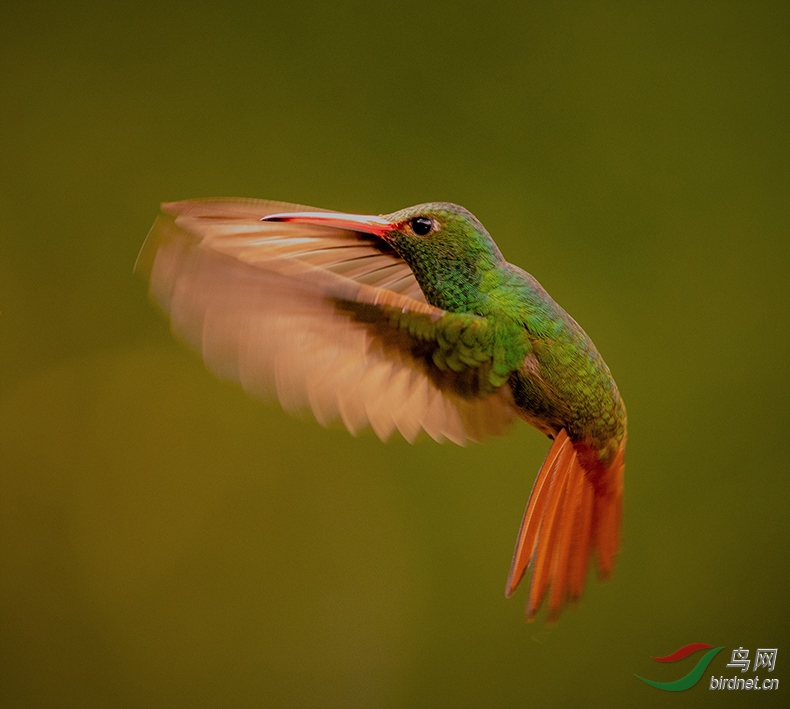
[136, 198, 517, 445]
[153, 198, 427, 301]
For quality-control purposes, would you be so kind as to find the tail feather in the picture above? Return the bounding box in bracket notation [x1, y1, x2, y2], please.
[548, 457, 586, 619]
[506, 428, 624, 622]
[526, 441, 574, 619]
[505, 432, 571, 597]
[592, 445, 625, 579]
[567, 481, 594, 601]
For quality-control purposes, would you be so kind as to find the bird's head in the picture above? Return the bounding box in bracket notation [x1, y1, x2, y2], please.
[263, 202, 504, 311]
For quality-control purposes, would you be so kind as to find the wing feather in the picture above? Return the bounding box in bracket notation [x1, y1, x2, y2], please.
[137, 198, 517, 444]
[154, 198, 427, 301]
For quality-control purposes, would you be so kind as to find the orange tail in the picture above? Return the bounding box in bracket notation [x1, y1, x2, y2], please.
[505, 429, 624, 622]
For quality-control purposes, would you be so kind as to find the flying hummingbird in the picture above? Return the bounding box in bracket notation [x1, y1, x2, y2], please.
[137, 197, 627, 622]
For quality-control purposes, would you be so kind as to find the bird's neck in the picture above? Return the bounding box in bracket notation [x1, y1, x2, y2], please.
[414, 257, 507, 313]
[418, 260, 559, 327]
[402, 231, 524, 314]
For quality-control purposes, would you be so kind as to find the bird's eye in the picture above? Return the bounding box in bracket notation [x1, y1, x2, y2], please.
[410, 217, 434, 236]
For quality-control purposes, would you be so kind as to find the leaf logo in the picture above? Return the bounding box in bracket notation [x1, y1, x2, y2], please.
[635, 643, 725, 691]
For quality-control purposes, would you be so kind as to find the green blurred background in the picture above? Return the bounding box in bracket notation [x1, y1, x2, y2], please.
[2, 1, 788, 707]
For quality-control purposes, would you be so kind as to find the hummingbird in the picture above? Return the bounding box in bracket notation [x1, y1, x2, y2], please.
[137, 197, 627, 622]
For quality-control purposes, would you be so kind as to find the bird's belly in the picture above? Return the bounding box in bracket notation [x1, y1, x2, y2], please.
[507, 368, 569, 439]
[508, 353, 626, 461]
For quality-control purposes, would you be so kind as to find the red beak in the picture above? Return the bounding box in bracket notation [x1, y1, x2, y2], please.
[262, 210, 394, 236]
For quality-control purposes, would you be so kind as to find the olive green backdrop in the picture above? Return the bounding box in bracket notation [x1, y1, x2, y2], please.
[2, 1, 788, 707]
